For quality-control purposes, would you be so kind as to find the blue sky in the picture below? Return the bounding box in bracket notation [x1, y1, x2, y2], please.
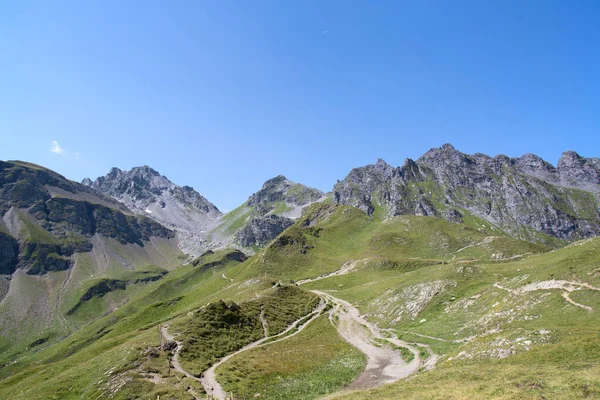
[1, 1, 599, 211]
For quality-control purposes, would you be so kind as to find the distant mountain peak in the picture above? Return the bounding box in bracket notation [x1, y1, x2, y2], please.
[262, 175, 289, 187]
[248, 175, 324, 207]
[84, 165, 221, 255]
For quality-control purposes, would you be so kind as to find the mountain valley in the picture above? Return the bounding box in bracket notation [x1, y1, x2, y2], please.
[1, 144, 599, 400]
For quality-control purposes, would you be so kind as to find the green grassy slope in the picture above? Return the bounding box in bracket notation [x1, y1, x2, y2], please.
[240, 203, 549, 281]
[217, 314, 365, 400]
[1, 201, 599, 400]
[220, 204, 600, 399]
[0, 250, 259, 399]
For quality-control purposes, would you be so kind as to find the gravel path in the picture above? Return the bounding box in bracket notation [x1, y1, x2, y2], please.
[494, 279, 600, 311]
[314, 291, 421, 390]
[297, 261, 424, 391]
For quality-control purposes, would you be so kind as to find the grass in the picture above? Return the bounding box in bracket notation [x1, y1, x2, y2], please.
[328, 333, 600, 399]
[217, 315, 366, 400]
[0, 249, 259, 398]
[174, 285, 319, 375]
[242, 202, 548, 282]
[217, 201, 252, 235]
[2, 200, 600, 399]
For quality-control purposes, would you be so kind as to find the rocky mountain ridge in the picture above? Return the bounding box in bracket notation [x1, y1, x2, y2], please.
[84, 168, 327, 253]
[333, 144, 600, 243]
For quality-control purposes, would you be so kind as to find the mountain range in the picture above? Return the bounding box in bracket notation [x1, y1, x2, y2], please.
[83, 144, 600, 251]
[1, 144, 600, 400]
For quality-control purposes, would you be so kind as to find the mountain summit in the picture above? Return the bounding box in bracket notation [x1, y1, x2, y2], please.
[334, 144, 600, 242]
[83, 166, 221, 255]
[209, 175, 326, 249]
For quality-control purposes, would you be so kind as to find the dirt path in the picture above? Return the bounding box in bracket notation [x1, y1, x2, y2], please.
[160, 325, 202, 399]
[394, 329, 455, 343]
[200, 301, 326, 399]
[295, 259, 360, 286]
[494, 279, 600, 311]
[295, 261, 425, 391]
[562, 292, 593, 311]
[314, 291, 421, 390]
[163, 259, 425, 399]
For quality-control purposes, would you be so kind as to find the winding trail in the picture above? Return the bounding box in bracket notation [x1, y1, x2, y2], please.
[297, 261, 426, 391]
[315, 290, 421, 389]
[161, 259, 430, 399]
[199, 301, 326, 399]
[160, 325, 202, 399]
[494, 279, 600, 311]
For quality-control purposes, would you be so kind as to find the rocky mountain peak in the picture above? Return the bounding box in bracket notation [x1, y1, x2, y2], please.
[83, 166, 221, 255]
[555, 151, 600, 189]
[513, 153, 555, 174]
[212, 176, 326, 250]
[557, 151, 584, 169]
[107, 167, 123, 179]
[261, 175, 288, 188]
[403, 158, 416, 167]
[375, 158, 391, 168]
[129, 165, 161, 178]
[248, 175, 324, 207]
[418, 143, 466, 167]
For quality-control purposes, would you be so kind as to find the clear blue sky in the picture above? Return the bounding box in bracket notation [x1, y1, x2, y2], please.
[1, 1, 599, 211]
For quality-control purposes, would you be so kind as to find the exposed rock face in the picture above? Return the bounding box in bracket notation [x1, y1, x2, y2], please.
[0, 231, 18, 275]
[211, 175, 325, 250]
[0, 161, 173, 275]
[513, 151, 600, 192]
[83, 166, 221, 255]
[333, 145, 600, 242]
[234, 215, 295, 247]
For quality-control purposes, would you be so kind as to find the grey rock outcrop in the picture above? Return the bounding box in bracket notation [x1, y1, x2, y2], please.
[234, 215, 295, 247]
[333, 144, 600, 242]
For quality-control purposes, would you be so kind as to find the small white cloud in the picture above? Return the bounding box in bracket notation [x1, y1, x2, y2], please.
[75, 152, 81, 160]
[50, 140, 64, 155]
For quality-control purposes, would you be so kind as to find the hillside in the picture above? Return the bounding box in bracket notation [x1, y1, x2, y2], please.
[1, 152, 600, 400]
[0, 160, 184, 352]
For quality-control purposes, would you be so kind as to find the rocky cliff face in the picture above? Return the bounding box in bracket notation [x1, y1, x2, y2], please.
[211, 175, 326, 250]
[234, 215, 295, 247]
[83, 166, 221, 255]
[333, 144, 600, 243]
[0, 161, 174, 275]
